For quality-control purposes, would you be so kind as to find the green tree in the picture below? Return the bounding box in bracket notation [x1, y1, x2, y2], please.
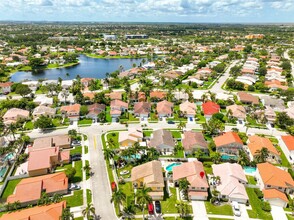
[111, 189, 126, 213]
[61, 207, 74, 220]
[176, 201, 190, 217]
[97, 111, 106, 122]
[82, 203, 96, 220]
[15, 84, 32, 97]
[177, 121, 186, 133]
[52, 193, 63, 203]
[211, 152, 221, 164]
[179, 178, 190, 200]
[255, 147, 269, 163]
[34, 115, 54, 130]
[135, 185, 152, 220]
[103, 148, 115, 162]
[65, 167, 76, 181]
[80, 105, 89, 116]
[68, 129, 77, 138]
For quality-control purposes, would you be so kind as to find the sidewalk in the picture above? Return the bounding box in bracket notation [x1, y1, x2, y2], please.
[191, 201, 209, 220]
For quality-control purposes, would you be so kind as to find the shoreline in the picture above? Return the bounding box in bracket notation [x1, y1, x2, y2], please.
[84, 53, 147, 59]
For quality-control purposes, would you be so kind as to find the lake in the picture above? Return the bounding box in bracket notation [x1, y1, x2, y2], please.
[10, 55, 144, 82]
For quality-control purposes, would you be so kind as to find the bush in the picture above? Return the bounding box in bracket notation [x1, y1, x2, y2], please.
[210, 197, 217, 203]
[254, 188, 263, 199]
[261, 201, 271, 212]
[288, 168, 294, 179]
[221, 198, 229, 202]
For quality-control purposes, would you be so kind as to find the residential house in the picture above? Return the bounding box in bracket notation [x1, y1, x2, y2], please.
[284, 107, 294, 120]
[226, 104, 246, 124]
[256, 163, 294, 207]
[7, 173, 68, 206]
[33, 95, 53, 106]
[261, 96, 285, 112]
[22, 81, 39, 91]
[247, 135, 280, 163]
[150, 91, 166, 101]
[149, 129, 175, 154]
[173, 161, 209, 200]
[110, 100, 128, 122]
[134, 102, 151, 121]
[60, 104, 81, 121]
[87, 103, 106, 121]
[202, 101, 220, 120]
[212, 163, 249, 204]
[1, 201, 66, 220]
[32, 106, 56, 119]
[131, 160, 164, 200]
[279, 135, 294, 163]
[237, 92, 259, 105]
[130, 92, 146, 102]
[32, 135, 71, 149]
[214, 132, 243, 157]
[180, 101, 196, 121]
[61, 80, 73, 89]
[0, 82, 13, 94]
[106, 92, 122, 100]
[157, 100, 173, 118]
[81, 78, 94, 88]
[58, 92, 75, 104]
[182, 131, 208, 155]
[119, 128, 143, 149]
[3, 108, 30, 125]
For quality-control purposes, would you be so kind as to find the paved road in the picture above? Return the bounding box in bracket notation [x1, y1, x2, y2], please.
[283, 50, 294, 78]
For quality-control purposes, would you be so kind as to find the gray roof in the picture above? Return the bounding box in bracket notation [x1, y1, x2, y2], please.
[149, 129, 175, 149]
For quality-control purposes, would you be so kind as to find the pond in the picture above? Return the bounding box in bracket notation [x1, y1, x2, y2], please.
[10, 55, 144, 82]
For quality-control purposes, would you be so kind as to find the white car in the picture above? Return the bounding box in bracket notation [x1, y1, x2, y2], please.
[232, 201, 241, 217]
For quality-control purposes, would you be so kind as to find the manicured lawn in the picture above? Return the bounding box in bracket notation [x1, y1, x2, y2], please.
[287, 214, 294, 220]
[87, 189, 92, 203]
[83, 134, 88, 141]
[53, 118, 69, 127]
[70, 146, 82, 155]
[203, 162, 213, 174]
[72, 161, 83, 183]
[74, 217, 84, 220]
[120, 112, 139, 122]
[205, 202, 233, 216]
[161, 187, 179, 214]
[195, 114, 206, 124]
[246, 175, 257, 185]
[171, 131, 182, 139]
[84, 145, 88, 154]
[149, 112, 158, 122]
[106, 106, 112, 122]
[246, 187, 273, 219]
[276, 145, 290, 167]
[63, 190, 83, 207]
[24, 121, 34, 130]
[2, 179, 21, 199]
[56, 162, 73, 170]
[85, 160, 90, 180]
[143, 130, 153, 137]
[106, 132, 119, 149]
[78, 119, 92, 125]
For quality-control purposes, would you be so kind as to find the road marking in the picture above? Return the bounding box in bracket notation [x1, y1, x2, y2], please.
[94, 136, 97, 150]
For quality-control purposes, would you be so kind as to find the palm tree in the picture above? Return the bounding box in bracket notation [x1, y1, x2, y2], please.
[111, 189, 126, 213]
[178, 178, 190, 200]
[177, 121, 186, 133]
[83, 163, 92, 173]
[61, 207, 74, 220]
[122, 197, 136, 219]
[82, 203, 96, 220]
[103, 148, 115, 162]
[52, 193, 63, 203]
[176, 201, 189, 217]
[238, 150, 250, 166]
[255, 147, 269, 163]
[211, 152, 221, 164]
[135, 185, 152, 220]
[7, 123, 17, 140]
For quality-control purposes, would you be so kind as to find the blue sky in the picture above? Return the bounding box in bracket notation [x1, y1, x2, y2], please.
[0, 0, 293, 23]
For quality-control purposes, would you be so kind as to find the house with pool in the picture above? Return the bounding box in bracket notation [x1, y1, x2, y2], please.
[131, 160, 164, 200]
[173, 161, 209, 201]
[118, 128, 143, 149]
[213, 131, 243, 159]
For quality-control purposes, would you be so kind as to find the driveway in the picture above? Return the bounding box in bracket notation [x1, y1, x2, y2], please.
[191, 201, 208, 220]
[235, 203, 249, 220]
[271, 205, 287, 220]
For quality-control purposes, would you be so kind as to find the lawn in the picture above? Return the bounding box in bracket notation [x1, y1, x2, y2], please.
[276, 145, 290, 168]
[149, 112, 158, 122]
[87, 189, 92, 203]
[205, 202, 233, 216]
[56, 162, 73, 170]
[74, 217, 84, 220]
[106, 132, 119, 149]
[70, 146, 82, 155]
[161, 187, 179, 214]
[84, 145, 88, 154]
[62, 190, 83, 207]
[203, 162, 213, 174]
[120, 112, 139, 122]
[287, 214, 294, 220]
[53, 118, 69, 127]
[1, 179, 22, 199]
[24, 121, 34, 130]
[106, 106, 112, 122]
[195, 114, 206, 124]
[72, 160, 83, 183]
[143, 130, 153, 137]
[246, 176, 257, 185]
[78, 119, 92, 125]
[246, 187, 273, 219]
[85, 160, 90, 180]
[171, 130, 182, 139]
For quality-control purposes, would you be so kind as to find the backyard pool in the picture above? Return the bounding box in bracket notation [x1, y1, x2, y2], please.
[122, 154, 141, 161]
[221, 154, 238, 161]
[0, 166, 7, 178]
[4, 153, 14, 161]
[244, 166, 257, 174]
[165, 162, 182, 172]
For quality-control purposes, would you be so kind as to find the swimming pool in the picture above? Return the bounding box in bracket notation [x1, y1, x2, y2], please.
[221, 154, 238, 161]
[244, 166, 256, 174]
[4, 153, 14, 161]
[165, 162, 182, 172]
[0, 166, 7, 178]
[122, 154, 141, 161]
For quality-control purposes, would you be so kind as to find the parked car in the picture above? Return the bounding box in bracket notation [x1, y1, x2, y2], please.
[232, 201, 241, 217]
[71, 153, 81, 158]
[69, 184, 81, 190]
[155, 201, 161, 214]
[148, 203, 154, 215]
[71, 157, 81, 162]
[167, 120, 175, 124]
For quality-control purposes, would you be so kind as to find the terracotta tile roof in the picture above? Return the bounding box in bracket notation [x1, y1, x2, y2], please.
[0, 82, 13, 87]
[281, 135, 294, 151]
[110, 99, 128, 109]
[7, 173, 68, 204]
[182, 131, 208, 151]
[32, 135, 71, 149]
[257, 162, 294, 188]
[180, 101, 196, 115]
[263, 189, 289, 203]
[173, 161, 208, 188]
[60, 104, 81, 114]
[213, 131, 243, 147]
[87, 103, 106, 115]
[237, 92, 259, 104]
[156, 100, 173, 115]
[150, 91, 166, 99]
[131, 160, 164, 188]
[226, 105, 246, 119]
[83, 92, 95, 100]
[1, 201, 66, 220]
[28, 147, 59, 171]
[248, 135, 279, 156]
[106, 92, 122, 100]
[202, 101, 220, 116]
[134, 102, 151, 115]
[3, 108, 30, 119]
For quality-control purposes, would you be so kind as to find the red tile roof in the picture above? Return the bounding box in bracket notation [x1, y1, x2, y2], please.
[281, 135, 294, 151]
[202, 101, 220, 116]
[214, 131, 243, 147]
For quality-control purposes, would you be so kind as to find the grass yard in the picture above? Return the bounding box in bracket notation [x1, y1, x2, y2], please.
[74, 217, 84, 220]
[72, 161, 83, 183]
[87, 189, 92, 203]
[143, 130, 153, 137]
[1, 179, 21, 199]
[62, 190, 83, 207]
[56, 162, 73, 170]
[85, 160, 90, 180]
[106, 106, 112, 122]
[246, 176, 257, 185]
[78, 119, 92, 125]
[276, 145, 291, 168]
[171, 131, 182, 139]
[106, 132, 119, 149]
[161, 187, 179, 214]
[84, 145, 89, 154]
[203, 162, 213, 174]
[70, 146, 82, 155]
[287, 214, 294, 220]
[246, 187, 273, 219]
[24, 121, 34, 130]
[205, 202, 233, 216]
[196, 114, 206, 124]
